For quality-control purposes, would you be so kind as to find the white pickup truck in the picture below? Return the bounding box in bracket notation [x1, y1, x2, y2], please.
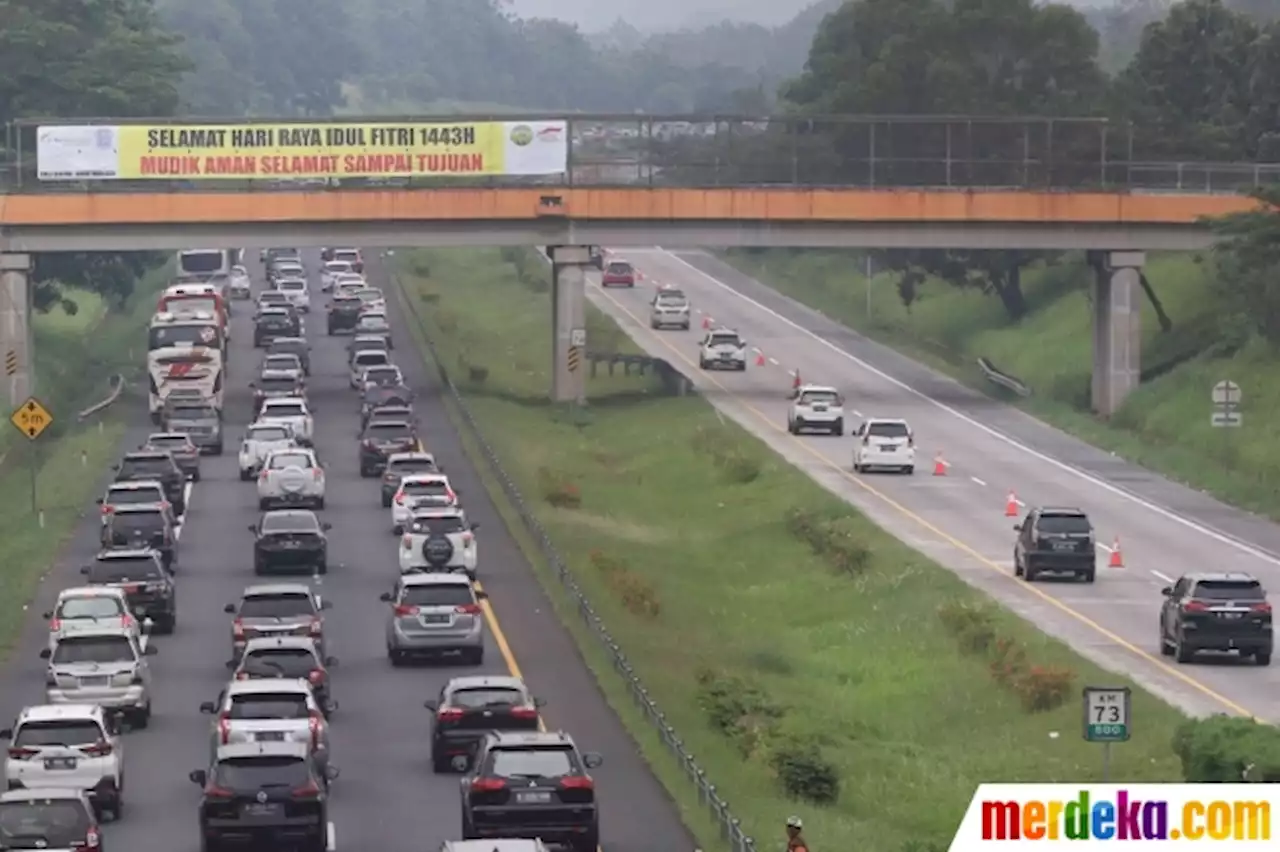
[238, 422, 298, 480]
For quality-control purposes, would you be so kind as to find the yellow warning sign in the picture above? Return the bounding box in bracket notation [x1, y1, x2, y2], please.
[10, 397, 53, 440]
[567, 346, 582, 373]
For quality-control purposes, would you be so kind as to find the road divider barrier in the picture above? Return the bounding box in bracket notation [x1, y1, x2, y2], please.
[977, 356, 1032, 397]
[585, 352, 694, 396]
[76, 374, 126, 421]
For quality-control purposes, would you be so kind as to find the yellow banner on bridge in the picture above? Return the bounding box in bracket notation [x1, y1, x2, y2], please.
[36, 121, 568, 180]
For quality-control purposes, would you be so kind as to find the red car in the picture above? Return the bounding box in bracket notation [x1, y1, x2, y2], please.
[601, 260, 636, 287]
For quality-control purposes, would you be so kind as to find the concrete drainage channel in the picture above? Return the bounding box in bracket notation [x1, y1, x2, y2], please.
[391, 266, 759, 852]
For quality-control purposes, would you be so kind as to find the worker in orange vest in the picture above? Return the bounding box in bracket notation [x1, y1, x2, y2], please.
[785, 815, 810, 851]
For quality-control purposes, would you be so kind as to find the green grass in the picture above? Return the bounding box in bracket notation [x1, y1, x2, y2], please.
[721, 249, 1280, 521]
[0, 267, 171, 659]
[395, 247, 1191, 852]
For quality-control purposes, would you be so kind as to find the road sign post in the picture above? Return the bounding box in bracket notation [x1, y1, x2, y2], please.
[1083, 686, 1131, 781]
[9, 397, 53, 512]
[1211, 380, 1242, 428]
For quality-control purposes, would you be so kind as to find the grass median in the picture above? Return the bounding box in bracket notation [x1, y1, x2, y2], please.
[0, 269, 169, 660]
[720, 249, 1280, 521]
[395, 247, 1190, 852]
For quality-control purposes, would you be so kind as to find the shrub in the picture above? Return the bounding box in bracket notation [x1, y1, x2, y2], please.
[418, 291, 440, 304]
[719, 451, 761, 484]
[770, 736, 841, 804]
[1174, 716, 1280, 782]
[937, 600, 997, 654]
[696, 670, 783, 743]
[613, 570, 661, 619]
[537, 467, 582, 509]
[1014, 665, 1076, 713]
[690, 427, 765, 484]
[783, 508, 873, 577]
[468, 365, 489, 384]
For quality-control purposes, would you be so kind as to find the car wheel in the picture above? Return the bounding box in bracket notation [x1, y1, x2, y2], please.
[832, 419, 843, 436]
[1158, 624, 1173, 655]
[1257, 651, 1272, 666]
[1080, 570, 1096, 583]
[381, 495, 393, 508]
[1013, 552, 1023, 577]
[191, 470, 201, 483]
[1023, 561, 1038, 582]
[159, 614, 176, 634]
[315, 497, 325, 510]
[431, 751, 452, 773]
[211, 443, 224, 456]
[388, 649, 405, 667]
[316, 560, 328, 575]
[903, 466, 914, 474]
[1175, 634, 1194, 663]
[132, 704, 151, 729]
[258, 498, 270, 510]
[465, 647, 484, 665]
[574, 830, 600, 852]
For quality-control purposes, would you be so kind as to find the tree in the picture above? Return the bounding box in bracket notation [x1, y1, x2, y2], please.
[1210, 185, 1280, 344]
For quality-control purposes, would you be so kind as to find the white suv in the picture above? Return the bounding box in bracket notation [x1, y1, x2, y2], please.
[852, 418, 916, 474]
[257, 448, 326, 510]
[258, 397, 314, 445]
[1, 704, 125, 821]
[399, 508, 479, 578]
[391, 473, 458, 533]
[276, 278, 310, 312]
[698, 329, 747, 370]
[787, 385, 845, 435]
[44, 587, 140, 651]
[238, 422, 297, 480]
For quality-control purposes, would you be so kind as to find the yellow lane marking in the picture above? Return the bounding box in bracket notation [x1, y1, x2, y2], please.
[589, 283, 1257, 719]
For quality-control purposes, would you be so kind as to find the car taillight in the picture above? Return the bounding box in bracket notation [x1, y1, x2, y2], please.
[363, 439, 376, 449]
[7, 747, 37, 760]
[232, 618, 245, 638]
[313, 467, 322, 480]
[401, 536, 411, 550]
[471, 777, 506, 792]
[308, 668, 325, 685]
[446, 488, 457, 503]
[49, 617, 61, 631]
[259, 469, 269, 481]
[511, 706, 539, 719]
[308, 712, 322, 748]
[457, 603, 482, 615]
[218, 715, 231, 744]
[235, 671, 248, 680]
[309, 617, 322, 634]
[1252, 602, 1272, 614]
[393, 604, 418, 616]
[560, 775, 594, 790]
[122, 613, 135, 628]
[80, 740, 113, 757]
[204, 783, 234, 799]
[101, 505, 113, 515]
[85, 826, 102, 852]
[394, 492, 405, 504]
[1183, 601, 1209, 613]
[292, 779, 321, 798]
[461, 532, 473, 546]
[437, 707, 464, 722]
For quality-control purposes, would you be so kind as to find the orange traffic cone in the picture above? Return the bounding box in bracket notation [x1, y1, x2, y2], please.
[755, 350, 766, 367]
[1108, 537, 1124, 568]
[701, 314, 711, 329]
[1004, 490, 1019, 517]
[933, 452, 947, 476]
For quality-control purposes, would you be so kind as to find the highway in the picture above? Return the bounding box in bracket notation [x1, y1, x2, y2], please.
[0, 250, 693, 851]
[587, 247, 1280, 722]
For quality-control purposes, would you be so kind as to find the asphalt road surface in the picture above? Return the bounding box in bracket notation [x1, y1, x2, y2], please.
[588, 247, 1280, 722]
[0, 250, 692, 852]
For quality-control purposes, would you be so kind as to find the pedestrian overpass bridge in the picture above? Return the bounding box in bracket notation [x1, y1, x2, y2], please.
[0, 113, 1274, 413]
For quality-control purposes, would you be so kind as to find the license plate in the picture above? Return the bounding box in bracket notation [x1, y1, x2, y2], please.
[44, 757, 77, 770]
[284, 541, 301, 548]
[719, 354, 731, 359]
[420, 613, 451, 626]
[813, 406, 827, 412]
[242, 803, 283, 818]
[1052, 541, 1077, 551]
[1218, 612, 1244, 620]
[80, 676, 110, 687]
[516, 791, 552, 804]
[255, 731, 285, 741]
[879, 445, 896, 452]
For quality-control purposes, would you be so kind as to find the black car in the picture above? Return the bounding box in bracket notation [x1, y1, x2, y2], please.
[1013, 506, 1096, 582]
[326, 295, 362, 334]
[255, 309, 301, 347]
[114, 451, 187, 514]
[251, 373, 307, 416]
[82, 550, 177, 633]
[100, 504, 177, 570]
[426, 676, 543, 772]
[380, 451, 439, 506]
[267, 337, 311, 375]
[190, 741, 335, 852]
[461, 731, 602, 851]
[358, 419, 420, 477]
[250, 510, 331, 575]
[1160, 572, 1272, 665]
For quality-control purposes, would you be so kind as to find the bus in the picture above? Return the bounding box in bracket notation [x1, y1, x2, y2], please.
[157, 284, 229, 340]
[175, 249, 240, 281]
[147, 313, 226, 420]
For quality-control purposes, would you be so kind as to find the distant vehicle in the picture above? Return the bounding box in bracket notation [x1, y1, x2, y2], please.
[649, 288, 690, 329]
[39, 625, 157, 727]
[424, 675, 542, 772]
[147, 312, 225, 420]
[0, 787, 104, 849]
[851, 418, 915, 475]
[249, 509, 331, 575]
[256, 449, 326, 511]
[697, 329, 747, 371]
[1159, 572, 1272, 665]
[0, 703, 126, 821]
[228, 635, 337, 711]
[176, 248, 239, 281]
[162, 399, 223, 455]
[224, 583, 330, 660]
[1013, 506, 1095, 582]
[399, 507, 478, 578]
[326, 295, 363, 334]
[381, 573, 487, 665]
[82, 549, 177, 633]
[602, 259, 635, 287]
[787, 385, 844, 436]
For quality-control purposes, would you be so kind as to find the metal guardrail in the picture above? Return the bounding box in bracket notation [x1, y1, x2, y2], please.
[391, 267, 756, 852]
[977, 357, 1031, 397]
[76, 374, 126, 420]
[4, 113, 1280, 193]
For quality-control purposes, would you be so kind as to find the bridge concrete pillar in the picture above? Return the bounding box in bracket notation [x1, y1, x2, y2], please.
[548, 246, 589, 404]
[1091, 251, 1143, 417]
[0, 254, 32, 408]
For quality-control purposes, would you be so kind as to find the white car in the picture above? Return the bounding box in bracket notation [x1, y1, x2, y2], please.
[398, 507, 478, 578]
[332, 272, 365, 292]
[229, 266, 252, 299]
[320, 260, 355, 292]
[354, 312, 392, 342]
[258, 397, 314, 445]
[650, 288, 691, 329]
[698, 329, 747, 370]
[276, 278, 311, 312]
[238, 422, 297, 480]
[360, 364, 403, 391]
[852, 418, 916, 474]
[257, 448, 326, 510]
[199, 678, 332, 769]
[787, 385, 845, 435]
[1, 704, 125, 821]
[391, 473, 458, 533]
[350, 350, 390, 388]
[43, 587, 140, 651]
[352, 287, 386, 314]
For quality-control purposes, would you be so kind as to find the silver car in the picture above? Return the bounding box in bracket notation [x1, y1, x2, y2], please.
[43, 586, 140, 652]
[257, 448, 326, 510]
[39, 626, 156, 727]
[227, 583, 330, 660]
[650, 288, 691, 329]
[381, 573, 487, 665]
[198, 678, 332, 773]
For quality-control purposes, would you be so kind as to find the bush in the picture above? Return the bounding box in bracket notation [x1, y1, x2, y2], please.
[1014, 666, 1076, 713]
[690, 427, 765, 484]
[770, 736, 841, 805]
[1174, 716, 1280, 782]
[938, 609, 1076, 712]
[588, 550, 660, 619]
[783, 508, 873, 577]
[537, 467, 582, 509]
[937, 600, 997, 654]
[719, 451, 761, 484]
[468, 365, 489, 384]
[695, 669, 783, 743]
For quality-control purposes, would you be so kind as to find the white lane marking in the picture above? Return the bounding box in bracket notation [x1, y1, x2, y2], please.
[1151, 569, 1176, 584]
[327, 820, 336, 851]
[768, 357, 779, 365]
[851, 410, 863, 418]
[656, 249, 1280, 567]
[174, 481, 195, 541]
[1095, 542, 1114, 553]
[1014, 497, 1026, 507]
[971, 476, 987, 487]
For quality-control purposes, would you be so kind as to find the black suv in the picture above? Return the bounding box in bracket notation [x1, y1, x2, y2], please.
[1160, 572, 1272, 665]
[358, 419, 420, 477]
[426, 676, 543, 772]
[1013, 506, 1096, 582]
[114, 451, 187, 515]
[255, 309, 301, 347]
[251, 510, 331, 575]
[326, 295, 362, 335]
[101, 504, 177, 570]
[82, 550, 177, 633]
[461, 731, 602, 851]
[190, 741, 336, 852]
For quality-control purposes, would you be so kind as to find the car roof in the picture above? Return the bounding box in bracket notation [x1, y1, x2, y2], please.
[446, 675, 525, 692]
[269, 337, 306, 345]
[798, 385, 839, 394]
[369, 420, 412, 430]
[402, 572, 472, 587]
[57, 586, 127, 601]
[261, 509, 319, 524]
[708, 327, 739, 335]
[259, 369, 300, 380]
[96, 548, 161, 560]
[108, 504, 166, 515]
[261, 397, 306, 406]
[52, 624, 135, 640]
[865, 417, 910, 425]
[484, 730, 575, 748]
[1037, 506, 1089, 517]
[17, 704, 107, 723]
[259, 307, 288, 315]
[225, 677, 312, 695]
[443, 842, 548, 852]
[411, 507, 465, 519]
[241, 635, 320, 652]
[354, 349, 387, 358]
[242, 582, 314, 597]
[215, 740, 311, 761]
[402, 473, 447, 484]
[264, 352, 301, 360]
[388, 452, 435, 464]
[1188, 572, 1261, 584]
[107, 479, 165, 490]
[0, 787, 90, 804]
[145, 432, 190, 442]
[123, 451, 171, 461]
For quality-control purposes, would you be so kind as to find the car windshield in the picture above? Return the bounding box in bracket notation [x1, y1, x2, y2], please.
[354, 353, 388, 368]
[800, 391, 839, 405]
[368, 423, 412, 440]
[1037, 514, 1092, 534]
[264, 356, 298, 368]
[606, 262, 632, 275]
[866, 422, 910, 439]
[105, 487, 162, 506]
[404, 480, 448, 496]
[354, 290, 382, 302]
[656, 294, 686, 305]
[228, 693, 309, 719]
[52, 635, 135, 664]
[389, 459, 437, 475]
[105, 512, 164, 535]
[258, 376, 299, 392]
[14, 720, 103, 748]
[268, 452, 312, 470]
[278, 280, 305, 291]
[88, 558, 164, 582]
[262, 513, 318, 533]
[239, 593, 315, 618]
[58, 596, 126, 620]
[364, 367, 399, 381]
[214, 756, 310, 788]
[243, 648, 316, 677]
[0, 799, 92, 848]
[410, 515, 465, 534]
[332, 298, 359, 310]
[450, 687, 526, 709]
[119, 457, 173, 477]
[1193, 580, 1266, 601]
[325, 262, 352, 274]
[357, 317, 389, 330]
[263, 403, 305, 417]
[334, 251, 359, 263]
[169, 405, 216, 420]
[146, 437, 190, 450]
[260, 293, 287, 304]
[249, 427, 290, 442]
[709, 334, 740, 347]
[489, 747, 576, 778]
[149, 324, 221, 349]
[401, 584, 474, 607]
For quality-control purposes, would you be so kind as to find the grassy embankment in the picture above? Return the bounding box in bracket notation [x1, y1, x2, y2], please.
[395, 247, 1190, 852]
[0, 270, 169, 659]
[720, 249, 1280, 520]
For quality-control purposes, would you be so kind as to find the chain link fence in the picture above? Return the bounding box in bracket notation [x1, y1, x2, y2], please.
[392, 264, 758, 852]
